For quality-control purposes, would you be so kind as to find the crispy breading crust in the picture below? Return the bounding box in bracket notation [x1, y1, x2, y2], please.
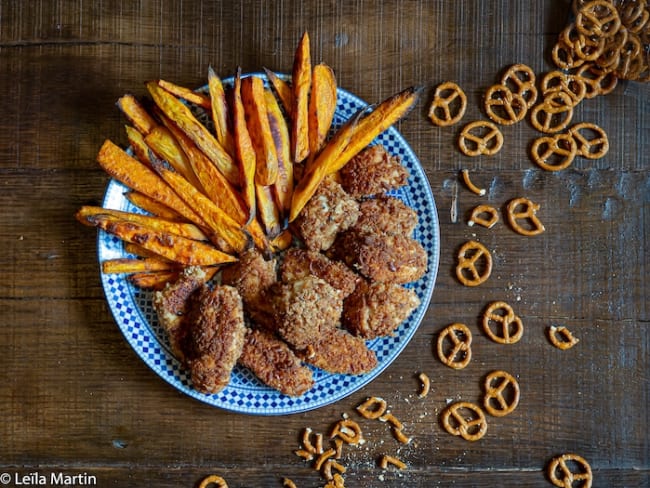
[152, 266, 208, 361]
[339, 144, 409, 198]
[280, 247, 360, 297]
[301, 328, 377, 375]
[274, 275, 343, 350]
[183, 285, 247, 394]
[343, 280, 421, 339]
[239, 328, 314, 397]
[294, 177, 360, 251]
[330, 231, 427, 284]
[354, 196, 418, 237]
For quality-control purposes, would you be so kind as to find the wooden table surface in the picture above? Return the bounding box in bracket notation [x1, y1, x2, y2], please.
[1, 1, 648, 487]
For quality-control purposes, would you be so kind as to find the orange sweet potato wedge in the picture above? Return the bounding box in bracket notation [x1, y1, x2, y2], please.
[308, 63, 337, 159]
[291, 32, 312, 163]
[116, 94, 158, 136]
[264, 68, 293, 115]
[264, 89, 293, 218]
[232, 68, 257, 223]
[158, 79, 211, 110]
[208, 66, 234, 156]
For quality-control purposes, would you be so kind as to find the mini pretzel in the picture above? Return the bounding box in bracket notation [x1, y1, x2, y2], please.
[483, 370, 520, 417]
[437, 323, 472, 369]
[428, 81, 467, 126]
[417, 372, 431, 398]
[506, 197, 546, 236]
[548, 325, 580, 350]
[484, 84, 528, 125]
[458, 121, 504, 156]
[468, 204, 499, 229]
[530, 133, 578, 172]
[482, 301, 524, 345]
[330, 419, 363, 445]
[461, 169, 486, 196]
[560, 24, 605, 62]
[440, 401, 488, 441]
[198, 475, 229, 488]
[548, 453, 593, 488]
[356, 396, 387, 419]
[575, 0, 622, 38]
[500, 63, 538, 108]
[530, 91, 575, 133]
[321, 459, 346, 480]
[455, 240, 493, 286]
[574, 63, 618, 97]
[379, 454, 407, 470]
[569, 122, 609, 159]
[551, 40, 586, 70]
[540, 71, 587, 106]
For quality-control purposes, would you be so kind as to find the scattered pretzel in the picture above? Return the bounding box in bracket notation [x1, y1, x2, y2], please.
[356, 396, 387, 419]
[379, 412, 404, 431]
[575, 0, 621, 38]
[323, 473, 346, 488]
[461, 169, 486, 196]
[436, 323, 473, 369]
[547, 453, 593, 488]
[540, 70, 588, 106]
[321, 459, 346, 481]
[530, 91, 575, 133]
[428, 81, 468, 126]
[484, 84, 528, 125]
[483, 370, 521, 417]
[330, 419, 363, 445]
[506, 197, 546, 236]
[282, 478, 298, 488]
[314, 448, 337, 471]
[198, 475, 229, 488]
[417, 372, 431, 398]
[379, 454, 407, 470]
[548, 325, 580, 350]
[468, 204, 499, 229]
[440, 401, 488, 441]
[500, 63, 538, 108]
[458, 120, 504, 156]
[455, 240, 493, 286]
[569, 122, 609, 159]
[530, 133, 578, 171]
[482, 301, 524, 345]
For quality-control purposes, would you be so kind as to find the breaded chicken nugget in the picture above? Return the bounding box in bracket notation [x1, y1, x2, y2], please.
[280, 247, 359, 297]
[339, 144, 409, 198]
[343, 281, 420, 339]
[275, 275, 343, 350]
[353, 196, 418, 237]
[331, 231, 427, 284]
[239, 328, 314, 397]
[294, 177, 360, 251]
[152, 266, 209, 361]
[301, 328, 377, 375]
[183, 285, 247, 394]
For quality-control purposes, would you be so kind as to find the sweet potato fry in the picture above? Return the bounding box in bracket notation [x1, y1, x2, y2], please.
[207, 67, 234, 156]
[102, 256, 178, 274]
[76, 206, 208, 241]
[123, 241, 167, 258]
[289, 107, 366, 221]
[124, 125, 151, 166]
[150, 156, 251, 254]
[124, 191, 185, 221]
[265, 89, 293, 217]
[270, 228, 293, 252]
[256, 184, 282, 238]
[96, 139, 203, 225]
[158, 79, 211, 110]
[146, 80, 239, 185]
[128, 271, 182, 290]
[291, 32, 312, 163]
[145, 125, 202, 189]
[264, 68, 293, 116]
[116, 94, 157, 135]
[330, 85, 421, 173]
[232, 68, 257, 222]
[308, 63, 337, 159]
[241, 75, 279, 186]
[86, 214, 237, 266]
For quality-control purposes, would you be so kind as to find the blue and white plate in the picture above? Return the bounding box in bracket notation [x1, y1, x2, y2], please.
[97, 77, 440, 415]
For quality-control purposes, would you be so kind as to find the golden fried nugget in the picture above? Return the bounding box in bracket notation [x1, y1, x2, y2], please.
[239, 328, 314, 397]
[343, 280, 420, 339]
[339, 144, 409, 198]
[353, 196, 418, 237]
[294, 177, 360, 251]
[280, 247, 359, 297]
[301, 328, 377, 375]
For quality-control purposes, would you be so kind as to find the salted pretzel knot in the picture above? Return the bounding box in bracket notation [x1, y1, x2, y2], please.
[569, 122, 609, 159]
[530, 133, 578, 172]
[482, 301, 524, 345]
[428, 81, 467, 126]
[455, 240, 493, 286]
[436, 323, 473, 369]
[458, 121, 504, 156]
[483, 370, 520, 417]
[440, 401, 488, 441]
[575, 0, 621, 38]
[500, 63, 538, 108]
[548, 453, 593, 488]
[484, 84, 528, 125]
[506, 197, 546, 236]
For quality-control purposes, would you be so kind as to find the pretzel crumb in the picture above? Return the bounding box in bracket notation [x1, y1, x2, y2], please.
[417, 372, 431, 398]
[461, 169, 487, 196]
[379, 454, 407, 470]
[548, 325, 579, 350]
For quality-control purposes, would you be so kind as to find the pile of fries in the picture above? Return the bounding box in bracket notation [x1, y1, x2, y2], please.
[77, 32, 420, 290]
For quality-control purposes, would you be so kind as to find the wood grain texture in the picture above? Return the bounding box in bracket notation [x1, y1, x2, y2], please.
[1, 0, 648, 486]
